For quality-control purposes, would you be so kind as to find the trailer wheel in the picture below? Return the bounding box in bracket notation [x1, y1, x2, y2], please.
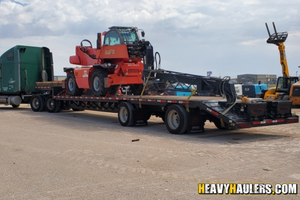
[91, 70, 109, 96]
[46, 96, 61, 113]
[30, 95, 45, 112]
[66, 72, 82, 96]
[165, 105, 188, 134]
[118, 102, 134, 126]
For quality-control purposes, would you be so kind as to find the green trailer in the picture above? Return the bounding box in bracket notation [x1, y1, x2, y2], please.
[0, 45, 54, 107]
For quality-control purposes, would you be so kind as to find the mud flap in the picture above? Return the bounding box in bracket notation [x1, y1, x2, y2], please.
[132, 108, 148, 126]
[187, 111, 205, 133]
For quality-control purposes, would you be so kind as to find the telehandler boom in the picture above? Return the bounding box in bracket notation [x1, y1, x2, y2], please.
[263, 22, 299, 105]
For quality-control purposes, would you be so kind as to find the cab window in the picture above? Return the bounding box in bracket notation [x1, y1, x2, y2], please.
[119, 29, 138, 44]
[292, 86, 300, 97]
[7, 52, 14, 61]
[277, 77, 284, 88]
[104, 31, 120, 46]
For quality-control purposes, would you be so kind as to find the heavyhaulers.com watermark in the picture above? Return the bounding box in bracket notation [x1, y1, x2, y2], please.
[198, 183, 298, 195]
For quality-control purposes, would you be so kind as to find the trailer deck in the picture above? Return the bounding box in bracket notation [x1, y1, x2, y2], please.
[32, 82, 299, 134]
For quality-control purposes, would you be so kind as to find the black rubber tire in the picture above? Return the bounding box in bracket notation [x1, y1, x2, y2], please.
[45, 96, 61, 113]
[130, 84, 143, 95]
[91, 70, 109, 96]
[118, 102, 134, 126]
[66, 72, 82, 96]
[30, 95, 45, 112]
[165, 105, 188, 134]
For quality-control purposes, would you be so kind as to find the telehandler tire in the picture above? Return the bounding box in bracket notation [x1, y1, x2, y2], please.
[66, 72, 83, 96]
[91, 70, 109, 96]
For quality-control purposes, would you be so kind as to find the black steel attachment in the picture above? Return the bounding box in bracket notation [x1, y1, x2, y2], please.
[265, 22, 288, 44]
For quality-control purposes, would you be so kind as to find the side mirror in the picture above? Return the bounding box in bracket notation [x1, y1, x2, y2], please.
[141, 31, 145, 37]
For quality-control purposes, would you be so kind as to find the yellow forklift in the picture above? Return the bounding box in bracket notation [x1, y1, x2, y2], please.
[263, 22, 300, 106]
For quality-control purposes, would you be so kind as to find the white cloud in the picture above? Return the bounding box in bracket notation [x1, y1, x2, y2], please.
[240, 39, 265, 46]
[0, 0, 300, 77]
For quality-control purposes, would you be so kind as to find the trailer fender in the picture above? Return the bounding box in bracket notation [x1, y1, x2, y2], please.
[63, 67, 75, 73]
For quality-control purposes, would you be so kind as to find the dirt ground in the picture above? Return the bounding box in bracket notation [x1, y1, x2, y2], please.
[0, 104, 299, 200]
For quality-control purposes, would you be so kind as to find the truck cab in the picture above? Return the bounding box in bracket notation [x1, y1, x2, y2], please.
[0, 46, 54, 107]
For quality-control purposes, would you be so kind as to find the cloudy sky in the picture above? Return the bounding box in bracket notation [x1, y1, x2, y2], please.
[0, 0, 299, 78]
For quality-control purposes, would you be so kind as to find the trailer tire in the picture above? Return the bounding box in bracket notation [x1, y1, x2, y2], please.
[66, 72, 82, 96]
[46, 96, 61, 113]
[118, 102, 134, 126]
[165, 104, 188, 134]
[91, 70, 109, 96]
[30, 95, 45, 112]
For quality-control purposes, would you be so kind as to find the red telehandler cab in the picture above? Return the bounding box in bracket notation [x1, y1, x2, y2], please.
[64, 26, 151, 96]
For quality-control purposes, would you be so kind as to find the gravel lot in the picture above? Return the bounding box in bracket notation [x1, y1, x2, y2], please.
[0, 105, 299, 199]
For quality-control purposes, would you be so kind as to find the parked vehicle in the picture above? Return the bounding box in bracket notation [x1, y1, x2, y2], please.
[242, 84, 268, 98]
[0, 46, 54, 108]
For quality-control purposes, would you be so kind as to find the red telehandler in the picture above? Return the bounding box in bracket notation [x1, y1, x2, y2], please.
[64, 26, 151, 96]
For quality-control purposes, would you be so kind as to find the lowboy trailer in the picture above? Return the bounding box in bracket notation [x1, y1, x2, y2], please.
[32, 80, 298, 134]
